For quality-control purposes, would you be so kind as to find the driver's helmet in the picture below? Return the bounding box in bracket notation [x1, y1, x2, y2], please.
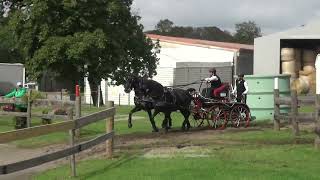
[209, 68, 216, 74]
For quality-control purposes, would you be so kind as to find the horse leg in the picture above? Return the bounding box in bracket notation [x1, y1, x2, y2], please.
[169, 114, 172, 128]
[162, 118, 167, 129]
[164, 112, 171, 132]
[128, 106, 142, 128]
[149, 109, 159, 132]
[181, 109, 191, 131]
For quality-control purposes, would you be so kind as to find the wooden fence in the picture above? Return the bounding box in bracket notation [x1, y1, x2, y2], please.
[0, 101, 115, 176]
[273, 77, 320, 149]
[0, 90, 78, 128]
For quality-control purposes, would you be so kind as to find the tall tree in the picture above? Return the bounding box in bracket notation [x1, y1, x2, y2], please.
[0, 15, 22, 63]
[1, 0, 160, 106]
[155, 19, 174, 34]
[233, 21, 262, 44]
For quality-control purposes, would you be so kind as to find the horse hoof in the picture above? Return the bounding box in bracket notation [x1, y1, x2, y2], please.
[128, 123, 133, 128]
[152, 129, 159, 132]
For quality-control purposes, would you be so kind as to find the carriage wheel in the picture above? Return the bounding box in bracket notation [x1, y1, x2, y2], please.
[190, 111, 206, 128]
[229, 105, 250, 128]
[207, 105, 228, 130]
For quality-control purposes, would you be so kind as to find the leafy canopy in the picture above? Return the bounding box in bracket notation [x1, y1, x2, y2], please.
[234, 21, 262, 44]
[1, 0, 160, 85]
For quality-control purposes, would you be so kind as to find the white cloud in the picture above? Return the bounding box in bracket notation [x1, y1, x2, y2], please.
[132, 0, 320, 35]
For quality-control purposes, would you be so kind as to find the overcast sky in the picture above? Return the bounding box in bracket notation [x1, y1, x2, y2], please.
[132, 0, 320, 35]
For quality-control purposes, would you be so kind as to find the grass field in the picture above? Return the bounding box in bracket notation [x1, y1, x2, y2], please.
[34, 128, 320, 180]
[2, 105, 320, 179]
[0, 105, 186, 148]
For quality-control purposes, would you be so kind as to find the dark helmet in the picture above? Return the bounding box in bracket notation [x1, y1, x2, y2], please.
[238, 74, 244, 78]
[209, 68, 216, 73]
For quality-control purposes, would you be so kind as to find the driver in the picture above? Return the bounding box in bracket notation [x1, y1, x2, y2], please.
[201, 68, 222, 98]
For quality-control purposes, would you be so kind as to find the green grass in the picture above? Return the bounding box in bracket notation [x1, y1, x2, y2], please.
[299, 106, 314, 113]
[34, 129, 320, 180]
[1, 105, 185, 148]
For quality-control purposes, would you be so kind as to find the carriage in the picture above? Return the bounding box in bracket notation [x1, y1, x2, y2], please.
[189, 81, 252, 129]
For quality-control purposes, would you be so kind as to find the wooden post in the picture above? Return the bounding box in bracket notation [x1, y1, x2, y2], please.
[97, 85, 101, 108]
[106, 101, 114, 159]
[291, 89, 300, 137]
[315, 95, 320, 149]
[75, 85, 81, 137]
[68, 108, 76, 177]
[26, 90, 32, 128]
[315, 55, 320, 149]
[118, 94, 121, 106]
[274, 78, 280, 131]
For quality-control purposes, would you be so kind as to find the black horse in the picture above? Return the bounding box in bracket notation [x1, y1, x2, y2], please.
[124, 76, 172, 132]
[152, 88, 193, 131]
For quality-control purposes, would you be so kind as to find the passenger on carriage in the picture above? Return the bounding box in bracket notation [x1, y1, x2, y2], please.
[232, 74, 249, 103]
[201, 68, 225, 98]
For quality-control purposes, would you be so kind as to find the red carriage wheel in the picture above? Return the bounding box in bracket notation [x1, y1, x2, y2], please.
[229, 104, 250, 128]
[207, 105, 228, 130]
[191, 113, 206, 127]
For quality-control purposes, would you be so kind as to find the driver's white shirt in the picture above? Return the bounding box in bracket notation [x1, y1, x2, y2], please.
[205, 75, 218, 82]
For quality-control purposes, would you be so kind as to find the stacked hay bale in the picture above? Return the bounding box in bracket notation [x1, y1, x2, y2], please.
[281, 48, 297, 82]
[291, 49, 317, 94]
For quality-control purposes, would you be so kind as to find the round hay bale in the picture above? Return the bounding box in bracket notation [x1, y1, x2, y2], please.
[303, 66, 316, 74]
[281, 48, 295, 61]
[292, 78, 309, 94]
[282, 61, 296, 75]
[299, 75, 311, 86]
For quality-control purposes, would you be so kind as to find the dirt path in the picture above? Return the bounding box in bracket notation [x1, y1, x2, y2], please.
[0, 127, 262, 180]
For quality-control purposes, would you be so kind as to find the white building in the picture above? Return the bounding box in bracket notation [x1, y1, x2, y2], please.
[85, 34, 253, 105]
[254, 20, 320, 75]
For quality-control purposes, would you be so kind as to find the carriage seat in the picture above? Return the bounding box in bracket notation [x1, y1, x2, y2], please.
[211, 83, 229, 98]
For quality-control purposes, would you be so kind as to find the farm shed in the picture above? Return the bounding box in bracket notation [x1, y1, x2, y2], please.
[254, 20, 320, 94]
[85, 34, 253, 105]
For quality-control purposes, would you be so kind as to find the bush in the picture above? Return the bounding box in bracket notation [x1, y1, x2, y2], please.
[21, 90, 45, 103]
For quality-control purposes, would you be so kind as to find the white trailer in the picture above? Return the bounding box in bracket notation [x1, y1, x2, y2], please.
[0, 63, 25, 95]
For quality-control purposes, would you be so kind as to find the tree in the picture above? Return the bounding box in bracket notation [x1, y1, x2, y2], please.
[155, 19, 174, 33]
[0, 16, 23, 63]
[233, 21, 262, 44]
[1, 0, 160, 106]
[147, 19, 234, 43]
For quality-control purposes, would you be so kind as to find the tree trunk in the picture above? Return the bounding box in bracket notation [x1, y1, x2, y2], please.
[88, 74, 104, 106]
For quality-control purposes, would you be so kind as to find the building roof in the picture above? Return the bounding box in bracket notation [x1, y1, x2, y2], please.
[255, 20, 320, 40]
[146, 34, 254, 51]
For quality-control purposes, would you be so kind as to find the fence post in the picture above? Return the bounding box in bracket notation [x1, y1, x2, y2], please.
[26, 90, 32, 128]
[106, 101, 114, 159]
[75, 85, 81, 137]
[97, 85, 101, 108]
[315, 95, 320, 149]
[274, 77, 280, 131]
[68, 108, 76, 177]
[315, 54, 320, 149]
[291, 89, 300, 137]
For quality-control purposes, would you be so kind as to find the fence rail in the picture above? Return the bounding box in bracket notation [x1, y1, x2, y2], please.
[0, 105, 115, 176]
[273, 76, 320, 149]
[0, 132, 114, 174]
[0, 91, 77, 128]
